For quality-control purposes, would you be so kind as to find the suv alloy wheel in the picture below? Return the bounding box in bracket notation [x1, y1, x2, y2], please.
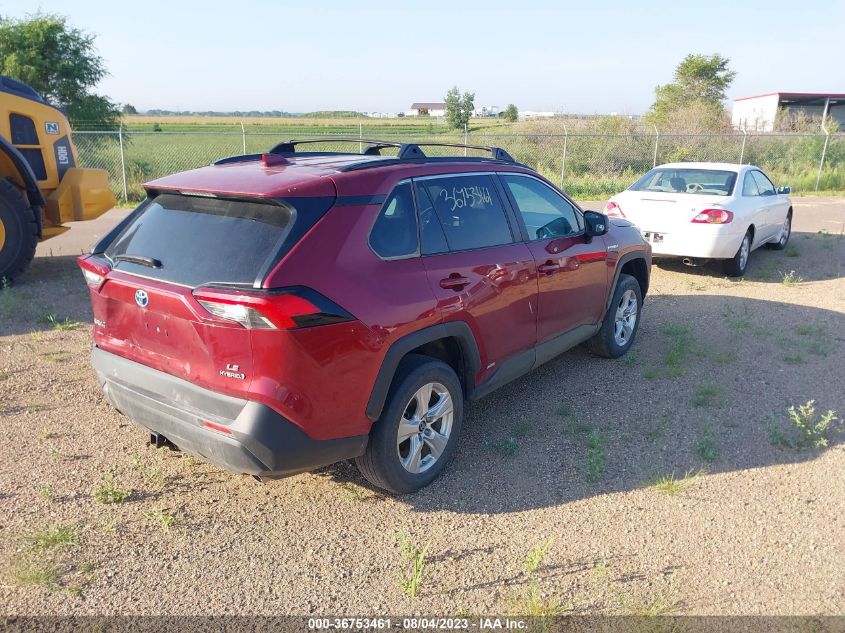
[356, 355, 463, 494]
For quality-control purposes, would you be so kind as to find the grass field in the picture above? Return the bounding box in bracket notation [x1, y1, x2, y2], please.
[71, 115, 845, 202]
[120, 114, 516, 135]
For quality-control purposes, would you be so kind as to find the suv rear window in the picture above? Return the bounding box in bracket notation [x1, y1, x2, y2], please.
[106, 193, 333, 287]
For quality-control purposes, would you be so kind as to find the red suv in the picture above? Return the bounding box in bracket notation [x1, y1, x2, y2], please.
[79, 140, 651, 494]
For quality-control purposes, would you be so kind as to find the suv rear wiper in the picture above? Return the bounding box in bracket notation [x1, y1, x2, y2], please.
[113, 254, 162, 269]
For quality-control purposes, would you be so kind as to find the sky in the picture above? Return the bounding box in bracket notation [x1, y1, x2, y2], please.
[2, 0, 843, 114]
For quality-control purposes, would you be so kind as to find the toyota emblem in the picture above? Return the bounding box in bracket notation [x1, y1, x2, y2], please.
[134, 289, 149, 308]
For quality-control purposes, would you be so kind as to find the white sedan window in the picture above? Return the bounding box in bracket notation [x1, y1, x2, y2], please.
[742, 172, 760, 197]
[751, 171, 776, 196]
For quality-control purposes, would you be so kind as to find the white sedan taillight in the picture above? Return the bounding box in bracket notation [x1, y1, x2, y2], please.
[691, 209, 734, 224]
[604, 201, 625, 218]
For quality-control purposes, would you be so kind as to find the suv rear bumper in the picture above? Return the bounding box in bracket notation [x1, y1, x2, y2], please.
[91, 347, 368, 478]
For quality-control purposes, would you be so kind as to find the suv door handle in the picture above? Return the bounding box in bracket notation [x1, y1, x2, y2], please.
[439, 274, 470, 290]
[537, 261, 560, 275]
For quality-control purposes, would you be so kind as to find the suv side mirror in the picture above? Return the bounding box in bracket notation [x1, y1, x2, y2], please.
[583, 210, 609, 243]
[777, 185, 791, 195]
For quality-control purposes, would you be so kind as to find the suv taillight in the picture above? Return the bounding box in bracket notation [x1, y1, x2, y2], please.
[691, 209, 734, 224]
[77, 255, 111, 288]
[192, 286, 353, 330]
[604, 201, 625, 218]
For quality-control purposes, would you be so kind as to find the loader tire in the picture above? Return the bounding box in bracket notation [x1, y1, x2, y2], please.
[0, 179, 38, 283]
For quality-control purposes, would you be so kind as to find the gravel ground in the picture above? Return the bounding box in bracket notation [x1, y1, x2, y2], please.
[1, 197, 844, 616]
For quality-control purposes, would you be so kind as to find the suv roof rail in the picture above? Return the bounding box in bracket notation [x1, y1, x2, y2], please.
[213, 138, 517, 169]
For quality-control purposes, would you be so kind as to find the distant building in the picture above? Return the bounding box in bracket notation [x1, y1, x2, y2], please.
[731, 92, 845, 131]
[473, 105, 500, 117]
[408, 102, 446, 116]
[518, 111, 557, 120]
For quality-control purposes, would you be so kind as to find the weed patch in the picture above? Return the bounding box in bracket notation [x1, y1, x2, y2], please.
[781, 270, 804, 287]
[693, 384, 722, 408]
[397, 530, 430, 598]
[143, 508, 175, 532]
[26, 526, 77, 551]
[787, 401, 838, 449]
[525, 539, 554, 575]
[696, 426, 718, 462]
[662, 324, 693, 376]
[92, 474, 131, 504]
[40, 314, 81, 331]
[8, 561, 59, 587]
[586, 430, 606, 483]
[38, 483, 55, 502]
[488, 437, 519, 457]
[651, 469, 703, 496]
[509, 583, 572, 617]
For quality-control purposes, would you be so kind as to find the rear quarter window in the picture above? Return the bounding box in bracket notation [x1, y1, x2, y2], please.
[368, 183, 419, 259]
[106, 193, 333, 287]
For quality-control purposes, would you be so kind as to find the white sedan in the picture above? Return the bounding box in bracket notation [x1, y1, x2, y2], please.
[604, 162, 792, 276]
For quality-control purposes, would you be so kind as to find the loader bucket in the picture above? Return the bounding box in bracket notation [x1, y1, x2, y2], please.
[45, 167, 116, 225]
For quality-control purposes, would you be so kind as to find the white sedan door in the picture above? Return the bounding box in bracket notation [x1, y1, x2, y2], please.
[750, 170, 788, 242]
[738, 170, 773, 246]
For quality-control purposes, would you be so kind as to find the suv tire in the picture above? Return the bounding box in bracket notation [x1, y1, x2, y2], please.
[587, 273, 642, 359]
[356, 354, 463, 494]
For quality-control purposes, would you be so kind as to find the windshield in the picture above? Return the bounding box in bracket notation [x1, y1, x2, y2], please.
[630, 168, 737, 196]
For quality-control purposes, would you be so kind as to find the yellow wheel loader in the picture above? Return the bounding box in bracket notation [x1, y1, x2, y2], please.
[0, 75, 115, 281]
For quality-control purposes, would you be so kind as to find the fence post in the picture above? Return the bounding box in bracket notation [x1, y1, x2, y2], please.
[559, 125, 568, 188]
[816, 125, 830, 191]
[118, 122, 128, 203]
[464, 123, 468, 156]
[240, 121, 247, 155]
[359, 121, 363, 153]
[652, 125, 659, 167]
[739, 127, 748, 164]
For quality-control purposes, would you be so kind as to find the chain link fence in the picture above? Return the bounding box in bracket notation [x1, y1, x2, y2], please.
[72, 129, 845, 203]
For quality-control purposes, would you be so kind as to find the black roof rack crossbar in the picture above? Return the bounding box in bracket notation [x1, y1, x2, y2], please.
[213, 138, 516, 169]
[411, 142, 515, 163]
[336, 155, 526, 173]
[268, 138, 406, 155]
[267, 138, 514, 162]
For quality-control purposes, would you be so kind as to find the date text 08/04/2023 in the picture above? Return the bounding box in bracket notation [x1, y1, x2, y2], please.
[307, 617, 528, 630]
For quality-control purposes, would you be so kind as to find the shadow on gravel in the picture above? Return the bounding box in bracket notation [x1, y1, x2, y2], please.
[0, 256, 92, 336]
[654, 230, 844, 283]
[323, 293, 845, 514]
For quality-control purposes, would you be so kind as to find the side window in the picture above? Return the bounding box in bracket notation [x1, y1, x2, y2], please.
[9, 113, 47, 180]
[9, 113, 39, 145]
[751, 171, 776, 196]
[413, 182, 449, 255]
[501, 174, 581, 240]
[418, 175, 513, 251]
[742, 172, 760, 197]
[368, 183, 418, 259]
